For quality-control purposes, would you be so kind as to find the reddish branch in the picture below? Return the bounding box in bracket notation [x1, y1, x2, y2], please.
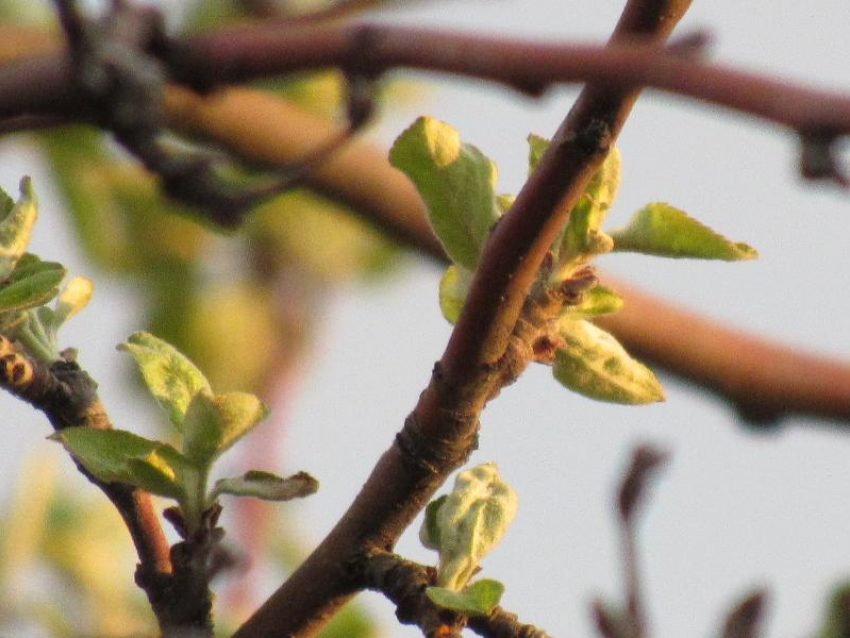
[234, 1, 692, 635]
[5, 20, 850, 147]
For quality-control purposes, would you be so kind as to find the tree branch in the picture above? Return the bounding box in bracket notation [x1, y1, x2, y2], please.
[0, 336, 173, 625]
[234, 1, 691, 635]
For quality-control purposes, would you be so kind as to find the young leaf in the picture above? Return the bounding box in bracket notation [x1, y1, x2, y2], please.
[425, 579, 505, 617]
[211, 470, 318, 502]
[182, 391, 269, 465]
[438, 265, 473, 324]
[51, 427, 187, 499]
[51, 276, 93, 328]
[567, 285, 624, 318]
[609, 203, 758, 260]
[0, 264, 65, 313]
[390, 117, 500, 270]
[118, 332, 212, 431]
[553, 318, 664, 405]
[0, 177, 38, 281]
[529, 135, 621, 264]
[419, 494, 448, 550]
[431, 463, 517, 590]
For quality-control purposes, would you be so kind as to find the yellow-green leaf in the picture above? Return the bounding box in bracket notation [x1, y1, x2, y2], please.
[390, 117, 500, 270]
[610, 203, 758, 260]
[425, 579, 505, 617]
[182, 391, 269, 465]
[0, 177, 38, 281]
[438, 265, 473, 324]
[211, 470, 318, 502]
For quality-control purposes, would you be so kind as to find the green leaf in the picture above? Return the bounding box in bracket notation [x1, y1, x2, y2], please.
[425, 579, 505, 617]
[211, 470, 318, 502]
[527, 133, 549, 174]
[0, 263, 65, 313]
[390, 117, 500, 270]
[819, 581, 850, 638]
[51, 427, 187, 499]
[182, 391, 269, 464]
[609, 203, 758, 260]
[438, 265, 473, 324]
[553, 318, 664, 405]
[419, 494, 448, 550]
[0, 177, 38, 281]
[118, 332, 212, 431]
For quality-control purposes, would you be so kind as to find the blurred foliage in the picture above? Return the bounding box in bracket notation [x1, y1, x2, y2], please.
[0, 0, 405, 634]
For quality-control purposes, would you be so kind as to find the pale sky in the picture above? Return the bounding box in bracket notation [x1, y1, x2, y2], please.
[2, 1, 850, 636]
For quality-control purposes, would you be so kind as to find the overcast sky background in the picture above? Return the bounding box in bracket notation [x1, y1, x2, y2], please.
[2, 1, 850, 636]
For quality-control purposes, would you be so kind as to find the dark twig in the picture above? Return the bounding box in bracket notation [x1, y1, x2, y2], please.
[356, 551, 552, 638]
[718, 590, 767, 638]
[617, 445, 668, 638]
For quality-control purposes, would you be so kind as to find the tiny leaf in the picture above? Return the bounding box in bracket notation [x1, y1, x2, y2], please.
[182, 391, 269, 464]
[211, 470, 318, 502]
[530, 136, 621, 264]
[610, 203, 758, 260]
[51, 427, 187, 498]
[419, 494, 448, 550]
[438, 265, 473, 324]
[425, 579, 505, 617]
[567, 285, 624, 318]
[52, 276, 93, 327]
[0, 177, 38, 281]
[390, 117, 500, 270]
[553, 318, 664, 405]
[118, 332, 212, 431]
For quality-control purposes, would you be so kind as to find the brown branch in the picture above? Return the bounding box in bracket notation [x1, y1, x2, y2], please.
[234, 1, 691, 636]
[5, 20, 850, 151]
[0, 337, 173, 622]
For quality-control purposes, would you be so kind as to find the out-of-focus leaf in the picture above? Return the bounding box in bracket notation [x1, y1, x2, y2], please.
[438, 265, 473, 324]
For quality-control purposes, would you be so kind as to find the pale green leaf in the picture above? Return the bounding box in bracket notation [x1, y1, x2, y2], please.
[433, 463, 517, 590]
[553, 318, 664, 405]
[182, 391, 269, 464]
[438, 265, 473, 324]
[610, 202, 758, 260]
[390, 117, 500, 269]
[211, 470, 318, 502]
[0, 177, 38, 281]
[425, 579, 505, 617]
[118, 332, 212, 431]
[51, 427, 187, 498]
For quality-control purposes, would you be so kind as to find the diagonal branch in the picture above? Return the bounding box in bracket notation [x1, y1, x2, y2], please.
[234, 1, 691, 635]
